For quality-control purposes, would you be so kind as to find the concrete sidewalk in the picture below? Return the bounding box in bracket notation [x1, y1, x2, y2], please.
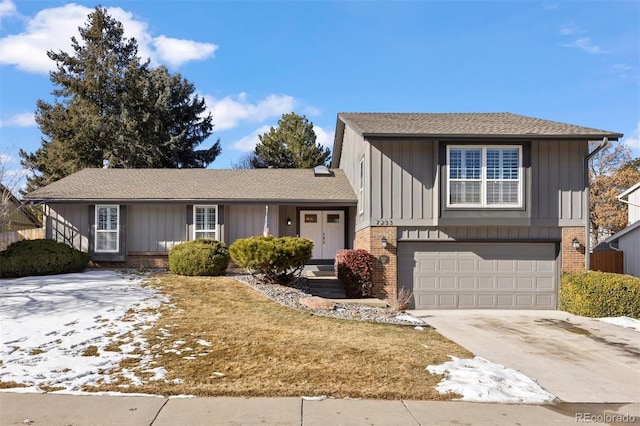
[1, 393, 639, 426]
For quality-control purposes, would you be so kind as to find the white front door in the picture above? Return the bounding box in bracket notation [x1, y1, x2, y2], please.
[299, 210, 345, 259]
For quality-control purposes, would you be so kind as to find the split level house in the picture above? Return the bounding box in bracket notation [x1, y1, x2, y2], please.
[25, 112, 623, 309]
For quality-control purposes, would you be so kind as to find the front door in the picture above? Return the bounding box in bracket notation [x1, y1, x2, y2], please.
[299, 210, 345, 259]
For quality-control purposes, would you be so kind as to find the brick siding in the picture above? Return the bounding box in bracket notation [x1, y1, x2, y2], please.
[355, 226, 397, 300]
[561, 227, 586, 272]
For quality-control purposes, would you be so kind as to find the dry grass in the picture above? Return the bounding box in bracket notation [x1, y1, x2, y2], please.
[88, 274, 472, 399]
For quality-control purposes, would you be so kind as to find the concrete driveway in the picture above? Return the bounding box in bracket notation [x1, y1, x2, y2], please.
[410, 310, 640, 403]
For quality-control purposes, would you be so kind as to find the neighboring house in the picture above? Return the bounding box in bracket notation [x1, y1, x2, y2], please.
[1, 184, 42, 250]
[26, 112, 623, 310]
[604, 181, 640, 277]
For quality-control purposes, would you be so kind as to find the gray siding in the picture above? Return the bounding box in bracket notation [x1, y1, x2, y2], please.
[46, 204, 89, 252]
[399, 226, 562, 241]
[225, 204, 279, 245]
[128, 204, 187, 252]
[351, 137, 587, 228]
[619, 229, 640, 277]
[279, 205, 297, 237]
[531, 139, 587, 226]
[370, 139, 437, 227]
[338, 125, 370, 230]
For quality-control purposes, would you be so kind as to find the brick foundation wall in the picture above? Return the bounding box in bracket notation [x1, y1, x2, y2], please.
[355, 226, 397, 300]
[92, 253, 169, 270]
[562, 227, 586, 272]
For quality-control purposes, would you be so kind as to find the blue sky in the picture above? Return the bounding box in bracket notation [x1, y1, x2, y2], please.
[1, 0, 639, 180]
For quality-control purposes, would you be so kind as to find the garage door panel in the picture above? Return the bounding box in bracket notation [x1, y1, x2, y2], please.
[418, 276, 436, 290]
[478, 260, 495, 271]
[399, 242, 558, 309]
[459, 277, 475, 289]
[517, 277, 534, 289]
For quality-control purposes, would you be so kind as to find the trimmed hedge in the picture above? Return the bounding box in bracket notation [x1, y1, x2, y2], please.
[335, 249, 373, 298]
[169, 239, 230, 276]
[0, 239, 89, 278]
[560, 271, 640, 319]
[229, 236, 313, 284]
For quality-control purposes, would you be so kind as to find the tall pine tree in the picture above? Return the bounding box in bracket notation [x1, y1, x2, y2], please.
[21, 7, 219, 191]
[251, 113, 330, 168]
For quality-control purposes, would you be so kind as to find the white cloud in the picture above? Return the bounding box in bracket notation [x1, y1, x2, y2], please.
[623, 122, 640, 152]
[0, 112, 35, 128]
[152, 36, 218, 68]
[613, 63, 632, 71]
[0, 4, 217, 73]
[207, 93, 296, 131]
[231, 125, 272, 152]
[0, 0, 16, 19]
[562, 37, 605, 54]
[313, 125, 334, 149]
[560, 23, 584, 36]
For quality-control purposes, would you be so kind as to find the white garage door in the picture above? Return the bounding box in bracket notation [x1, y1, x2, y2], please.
[398, 242, 558, 309]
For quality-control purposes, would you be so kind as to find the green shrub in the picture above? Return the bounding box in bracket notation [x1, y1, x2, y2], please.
[229, 236, 313, 284]
[169, 239, 230, 276]
[335, 249, 373, 298]
[560, 271, 640, 319]
[0, 239, 90, 278]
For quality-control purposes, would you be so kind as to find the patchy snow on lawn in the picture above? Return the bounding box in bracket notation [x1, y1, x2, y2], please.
[0, 270, 166, 393]
[598, 316, 640, 331]
[427, 356, 557, 404]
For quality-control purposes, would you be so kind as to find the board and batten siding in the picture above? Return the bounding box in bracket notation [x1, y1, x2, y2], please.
[369, 139, 437, 227]
[398, 226, 562, 242]
[127, 204, 187, 252]
[45, 203, 89, 252]
[225, 204, 278, 245]
[337, 124, 370, 229]
[348, 137, 587, 228]
[531, 139, 588, 226]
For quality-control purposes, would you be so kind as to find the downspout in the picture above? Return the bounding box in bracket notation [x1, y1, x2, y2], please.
[584, 137, 609, 270]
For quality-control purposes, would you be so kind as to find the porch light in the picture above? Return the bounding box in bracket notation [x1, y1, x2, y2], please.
[381, 236, 388, 249]
[286, 218, 292, 226]
[572, 237, 581, 250]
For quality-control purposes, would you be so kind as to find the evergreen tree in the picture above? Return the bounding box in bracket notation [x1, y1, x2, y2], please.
[251, 113, 330, 168]
[20, 7, 219, 192]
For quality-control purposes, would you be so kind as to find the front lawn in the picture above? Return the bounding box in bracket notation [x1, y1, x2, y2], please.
[90, 274, 471, 399]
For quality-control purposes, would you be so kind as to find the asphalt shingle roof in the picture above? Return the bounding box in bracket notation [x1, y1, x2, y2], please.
[26, 168, 357, 203]
[338, 112, 623, 139]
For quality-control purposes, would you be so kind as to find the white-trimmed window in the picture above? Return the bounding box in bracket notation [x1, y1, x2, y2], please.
[96, 205, 119, 252]
[359, 157, 365, 214]
[194, 205, 218, 240]
[447, 146, 522, 207]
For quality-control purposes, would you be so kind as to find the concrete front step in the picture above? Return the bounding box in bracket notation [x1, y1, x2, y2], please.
[305, 270, 336, 278]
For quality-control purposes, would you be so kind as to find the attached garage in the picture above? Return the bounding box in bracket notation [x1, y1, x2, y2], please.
[398, 242, 559, 309]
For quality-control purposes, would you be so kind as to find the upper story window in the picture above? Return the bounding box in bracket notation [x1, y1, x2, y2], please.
[96, 205, 119, 252]
[194, 205, 218, 240]
[447, 146, 522, 208]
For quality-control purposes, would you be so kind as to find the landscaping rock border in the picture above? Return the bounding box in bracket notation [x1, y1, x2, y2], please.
[228, 271, 427, 326]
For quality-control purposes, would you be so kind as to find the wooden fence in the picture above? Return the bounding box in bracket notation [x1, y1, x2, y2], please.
[590, 251, 624, 274]
[0, 228, 43, 251]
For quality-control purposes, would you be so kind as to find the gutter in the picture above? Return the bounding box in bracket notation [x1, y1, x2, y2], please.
[583, 137, 609, 269]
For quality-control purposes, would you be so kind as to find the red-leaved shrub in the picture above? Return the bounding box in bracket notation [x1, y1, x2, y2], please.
[335, 249, 373, 298]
